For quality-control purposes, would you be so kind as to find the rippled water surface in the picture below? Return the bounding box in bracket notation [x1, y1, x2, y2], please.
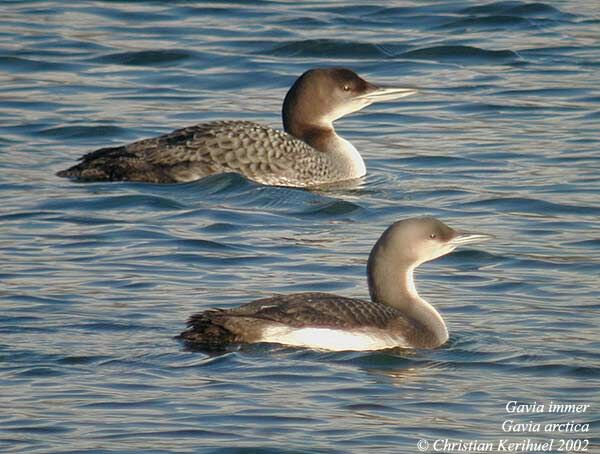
[1, 1, 599, 452]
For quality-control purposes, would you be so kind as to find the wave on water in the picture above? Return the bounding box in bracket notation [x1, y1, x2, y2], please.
[265, 40, 519, 65]
[0, 55, 76, 72]
[38, 125, 127, 140]
[460, 197, 600, 217]
[459, 1, 569, 18]
[91, 49, 193, 66]
[266, 39, 397, 59]
[401, 46, 519, 63]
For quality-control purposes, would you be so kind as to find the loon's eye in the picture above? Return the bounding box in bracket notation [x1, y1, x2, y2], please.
[429, 233, 437, 239]
[343, 84, 350, 91]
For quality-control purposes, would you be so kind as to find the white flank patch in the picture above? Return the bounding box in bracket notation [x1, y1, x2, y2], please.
[259, 327, 407, 351]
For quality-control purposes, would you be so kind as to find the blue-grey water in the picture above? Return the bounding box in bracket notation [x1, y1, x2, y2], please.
[1, 1, 599, 453]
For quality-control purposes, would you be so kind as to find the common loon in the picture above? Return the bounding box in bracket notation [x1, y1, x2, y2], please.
[179, 217, 492, 351]
[57, 68, 416, 187]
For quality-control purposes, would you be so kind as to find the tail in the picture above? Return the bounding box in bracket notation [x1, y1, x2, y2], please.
[56, 164, 92, 178]
[56, 145, 141, 181]
[177, 310, 238, 349]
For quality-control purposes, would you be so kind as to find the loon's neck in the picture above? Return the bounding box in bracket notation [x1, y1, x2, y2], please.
[286, 122, 366, 180]
[368, 260, 449, 346]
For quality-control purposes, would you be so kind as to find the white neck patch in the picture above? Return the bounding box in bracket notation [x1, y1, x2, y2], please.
[333, 134, 366, 178]
[405, 266, 449, 344]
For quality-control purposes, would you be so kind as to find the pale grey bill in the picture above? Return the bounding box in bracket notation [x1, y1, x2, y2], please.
[449, 232, 495, 246]
[358, 87, 418, 102]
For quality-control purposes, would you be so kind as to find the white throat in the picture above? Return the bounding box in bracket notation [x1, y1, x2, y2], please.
[405, 267, 448, 343]
[309, 117, 366, 180]
[331, 132, 366, 179]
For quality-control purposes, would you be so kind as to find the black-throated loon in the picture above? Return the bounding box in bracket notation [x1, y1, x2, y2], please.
[57, 68, 416, 187]
[179, 217, 492, 351]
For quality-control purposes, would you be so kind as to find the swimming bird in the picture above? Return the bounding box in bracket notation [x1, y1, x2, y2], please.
[179, 217, 492, 351]
[56, 68, 416, 187]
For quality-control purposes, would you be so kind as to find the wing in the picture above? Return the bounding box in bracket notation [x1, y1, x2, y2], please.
[70, 120, 331, 185]
[141, 121, 324, 183]
[226, 292, 404, 330]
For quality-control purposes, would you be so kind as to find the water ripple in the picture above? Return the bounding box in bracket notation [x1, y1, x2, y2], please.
[267, 39, 395, 59]
[401, 45, 520, 63]
[460, 2, 568, 18]
[92, 49, 194, 66]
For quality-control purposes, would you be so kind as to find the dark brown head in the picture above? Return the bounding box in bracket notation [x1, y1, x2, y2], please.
[282, 68, 417, 140]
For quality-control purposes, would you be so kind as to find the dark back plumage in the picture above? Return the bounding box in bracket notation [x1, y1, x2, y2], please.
[57, 120, 337, 186]
[225, 292, 402, 329]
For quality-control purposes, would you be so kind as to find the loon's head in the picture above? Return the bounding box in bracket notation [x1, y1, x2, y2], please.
[368, 217, 493, 271]
[366, 216, 493, 304]
[282, 68, 417, 138]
